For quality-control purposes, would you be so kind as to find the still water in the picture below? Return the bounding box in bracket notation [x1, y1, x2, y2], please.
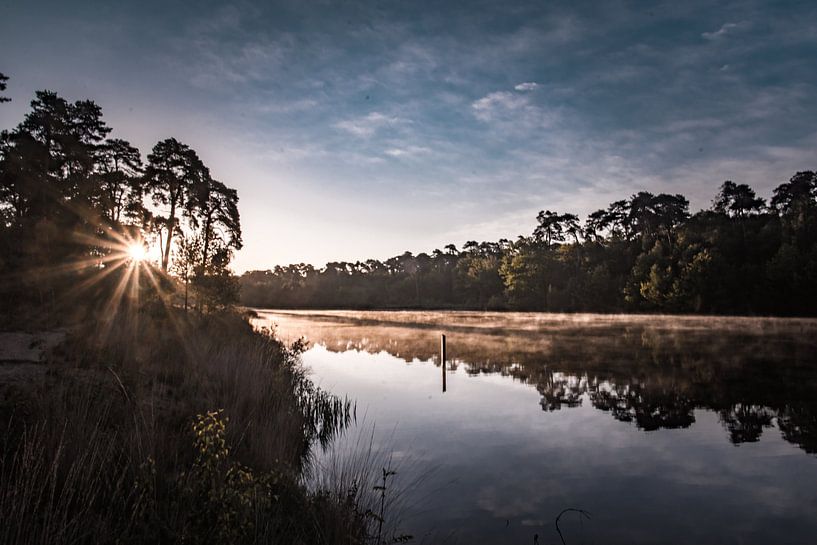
[253, 310, 817, 544]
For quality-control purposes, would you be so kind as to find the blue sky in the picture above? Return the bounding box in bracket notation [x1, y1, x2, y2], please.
[1, 0, 816, 271]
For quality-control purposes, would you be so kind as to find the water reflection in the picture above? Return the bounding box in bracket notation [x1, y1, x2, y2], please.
[252, 310, 817, 544]
[255, 310, 817, 454]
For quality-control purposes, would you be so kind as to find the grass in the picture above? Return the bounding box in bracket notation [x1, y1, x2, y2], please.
[309, 424, 423, 545]
[0, 301, 386, 545]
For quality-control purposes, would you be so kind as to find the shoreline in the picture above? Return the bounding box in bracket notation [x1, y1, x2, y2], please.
[0, 308, 376, 544]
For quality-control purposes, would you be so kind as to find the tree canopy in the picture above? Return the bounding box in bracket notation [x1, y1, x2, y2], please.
[0, 76, 242, 318]
[242, 174, 817, 315]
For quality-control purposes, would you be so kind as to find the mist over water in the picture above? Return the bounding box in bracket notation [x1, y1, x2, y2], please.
[253, 310, 817, 544]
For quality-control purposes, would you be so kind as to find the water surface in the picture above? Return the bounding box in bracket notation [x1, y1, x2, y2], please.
[253, 310, 817, 544]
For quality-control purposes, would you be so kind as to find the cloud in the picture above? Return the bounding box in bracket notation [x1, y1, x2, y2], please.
[471, 91, 530, 121]
[254, 98, 319, 114]
[470, 86, 559, 130]
[514, 82, 539, 92]
[662, 117, 725, 132]
[179, 32, 294, 90]
[384, 145, 431, 158]
[702, 21, 749, 40]
[334, 112, 406, 138]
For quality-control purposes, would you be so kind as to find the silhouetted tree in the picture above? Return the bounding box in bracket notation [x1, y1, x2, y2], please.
[714, 181, 765, 218]
[0, 72, 10, 103]
[171, 232, 202, 311]
[240, 173, 817, 316]
[187, 176, 242, 274]
[0, 86, 242, 319]
[97, 138, 143, 225]
[533, 210, 565, 245]
[144, 138, 207, 271]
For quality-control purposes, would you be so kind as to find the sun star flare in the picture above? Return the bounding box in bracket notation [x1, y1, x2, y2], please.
[127, 243, 147, 262]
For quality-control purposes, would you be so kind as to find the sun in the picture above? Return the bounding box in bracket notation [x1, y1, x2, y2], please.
[127, 243, 147, 262]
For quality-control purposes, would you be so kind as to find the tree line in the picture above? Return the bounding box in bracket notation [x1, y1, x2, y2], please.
[242, 175, 817, 315]
[0, 73, 242, 317]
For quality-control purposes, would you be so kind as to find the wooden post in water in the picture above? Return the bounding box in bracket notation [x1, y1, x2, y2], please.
[441, 334, 447, 393]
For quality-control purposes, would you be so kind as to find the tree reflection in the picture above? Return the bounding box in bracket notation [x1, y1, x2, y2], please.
[778, 405, 817, 454]
[254, 311, 817, 455]
[590, 384, 696, 431]
[719, 404, 774, 444]
[537, 372, 584, 411]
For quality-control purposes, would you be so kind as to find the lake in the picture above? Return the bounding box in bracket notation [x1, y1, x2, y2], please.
[252, 310, 817, 545]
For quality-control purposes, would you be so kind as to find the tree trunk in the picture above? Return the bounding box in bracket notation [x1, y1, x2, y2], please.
[162, 199, 176, 271]
[201, 212, 213, 274]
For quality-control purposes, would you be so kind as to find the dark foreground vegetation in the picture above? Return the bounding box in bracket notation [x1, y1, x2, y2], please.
[0, 75, 399, 544]
[0, 309, 369, 544]
[242, 175, 817, 315]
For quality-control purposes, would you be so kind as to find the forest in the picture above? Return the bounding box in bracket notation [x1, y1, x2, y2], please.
[241, 174, 817, 315]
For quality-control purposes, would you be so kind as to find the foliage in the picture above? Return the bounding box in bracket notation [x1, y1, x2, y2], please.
[0, 76, 242, 321]
[133, 409, 287, 544]
[242, 173, 817, 315]
[0, 309, 366, 545]
[0, 72, 10, 103]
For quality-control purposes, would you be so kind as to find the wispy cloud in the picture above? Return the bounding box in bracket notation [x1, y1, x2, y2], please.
[254, 98, 319, 114]
[470, 84, 559, 130]
[702, 21, 749, 40]
[514, 82, 539, 91]
[471, 91, 530, 121]
[171, 7, 294, 90]
[14, 0, 814, 269]
[334, 112, 407, 138]
[384, 145, 431, 158]
[662, 117, 725, 132]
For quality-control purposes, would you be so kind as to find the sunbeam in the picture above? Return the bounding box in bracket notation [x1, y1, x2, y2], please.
[127, 244, 147, 262]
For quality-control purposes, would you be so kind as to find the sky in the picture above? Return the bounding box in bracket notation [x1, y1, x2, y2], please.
[1, 0, 816, 272]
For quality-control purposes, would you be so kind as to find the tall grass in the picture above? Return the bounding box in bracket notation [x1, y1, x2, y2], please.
[308, 420, 434, 545]
[0, 305, 370, 544]
[0, 415, 135, 544]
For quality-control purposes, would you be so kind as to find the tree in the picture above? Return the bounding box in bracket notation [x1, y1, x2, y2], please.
[0, 90, 126, 313]
[462, 240, 479, 254]
[771, 171, 816, 214]
[0, 85, 246, 319]
[533, 210, 580, 246]
[144, 138, 208, 271]
[0, 72, 10, 103]
[96, 138, 143, 225]
[533, 210, 561, 245]
[584, 209, 607, 241]
[188, 176, 242, 274]
[0, 91, 111, 264]
[713, 181, 765, 217]
[606, 200, 632, 239]
[238, 170, 817, 316]
[171, 232, 203, 311]
[20, 92, 111, 201]
[627, 192, 688, 249]
[0, 128, 49, 225]
[628, 191, 656, 243]
[561, 213, 581, 244]
[651, 193, 689, 248]
[771, 171, 817, 249]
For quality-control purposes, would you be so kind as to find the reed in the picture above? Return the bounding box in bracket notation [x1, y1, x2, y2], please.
[0, 306, 373, 544]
